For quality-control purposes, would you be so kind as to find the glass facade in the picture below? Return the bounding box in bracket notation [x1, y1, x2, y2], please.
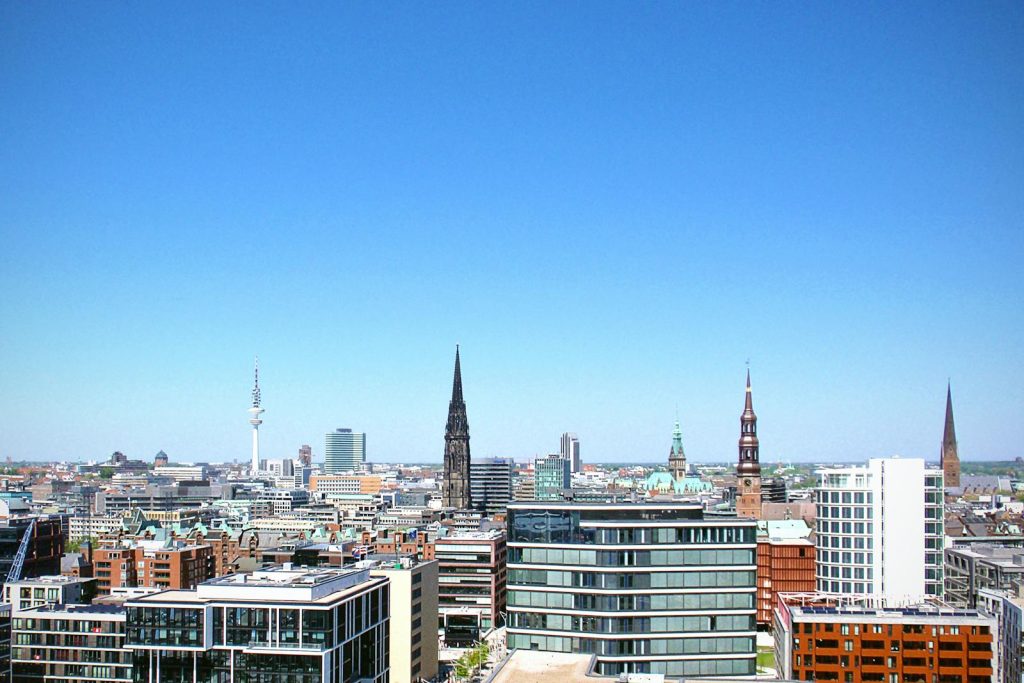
[11, 608, 129, 683]
[506, 503, 758, 678]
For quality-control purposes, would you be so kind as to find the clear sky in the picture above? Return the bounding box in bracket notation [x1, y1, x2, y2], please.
[1, 3, 1022, 465]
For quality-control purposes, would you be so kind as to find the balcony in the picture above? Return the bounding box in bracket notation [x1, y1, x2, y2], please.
[243, 641, 328, 654]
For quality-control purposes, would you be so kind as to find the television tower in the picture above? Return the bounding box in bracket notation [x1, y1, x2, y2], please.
[248, 357, 264, 475]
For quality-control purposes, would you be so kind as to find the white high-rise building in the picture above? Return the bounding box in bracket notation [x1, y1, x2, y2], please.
[815, 457, 944, 599]
[325, 428, 366, 473]
[560, 432, 581, 473]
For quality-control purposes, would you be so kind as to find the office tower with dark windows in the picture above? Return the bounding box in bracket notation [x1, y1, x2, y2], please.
[324, 428, 366, 474]
[534, 454, 570, 501]
[125, 564, 390, 683]
[506, 501, 757, 678]
[560, 432, 581, 473]
[470, 457, 513, 516]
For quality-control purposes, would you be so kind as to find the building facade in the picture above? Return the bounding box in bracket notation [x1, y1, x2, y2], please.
[369, 557, 439, 683]
[757, 535, 816, 628]
[436, 530, 506, 647]
[775, 594, 996, 683]
[324, 428, 366, 474]
[534, 455, 570, 501]
[469, 457, 513, 516]
[93, 542, 213, 595]
[946, 545, 1024, 608]
[126, 565, 390, 683]
[12, 604, 129, 683]
[816, 458, 944, 598]
[506, 501, 757, 678]
[442, 346, 472, 509]
[560, 432, 581, 473]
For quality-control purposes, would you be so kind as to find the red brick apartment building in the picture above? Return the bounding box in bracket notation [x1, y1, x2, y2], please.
[774, 593, 996, 683]
[757, 535, 816, 627]
[92, 542, 213, 594]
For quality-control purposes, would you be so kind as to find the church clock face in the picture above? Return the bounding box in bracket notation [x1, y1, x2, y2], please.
[744, 478, 752, 487]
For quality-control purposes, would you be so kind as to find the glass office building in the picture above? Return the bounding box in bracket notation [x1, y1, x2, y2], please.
[324, 429, 366, 474]
[125, 565, 389, 683]
[506, 501, 757, 678]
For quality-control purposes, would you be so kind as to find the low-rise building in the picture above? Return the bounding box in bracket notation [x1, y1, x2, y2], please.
[775, 593, 996, 683]
[92, 540, 213, 595]
[946, 545, 1024, 608]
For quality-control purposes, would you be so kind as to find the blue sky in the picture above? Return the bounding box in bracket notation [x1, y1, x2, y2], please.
[1, 3, 1022, 465]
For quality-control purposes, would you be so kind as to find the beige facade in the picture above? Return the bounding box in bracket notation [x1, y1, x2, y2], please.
[371, 558, 439, 683]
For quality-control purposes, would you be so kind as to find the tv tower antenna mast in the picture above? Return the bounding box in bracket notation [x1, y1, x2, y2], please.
[248, 357, 264, 475]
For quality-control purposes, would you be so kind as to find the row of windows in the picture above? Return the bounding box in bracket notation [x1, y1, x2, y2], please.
[508, 588, 754, 611]
[819, 522, 874, 535]
[510, 547, 753, 567]
[509, 611, 753, 634]
[508, 509, 754, 545]
[509, 568, 755, 590]
[507, 632, 754, 657]
[597, 657, 754, 677]
[817, 492, 874, 504]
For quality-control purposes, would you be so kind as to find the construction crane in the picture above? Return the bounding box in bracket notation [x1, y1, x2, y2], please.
[5, 518, 36, 584]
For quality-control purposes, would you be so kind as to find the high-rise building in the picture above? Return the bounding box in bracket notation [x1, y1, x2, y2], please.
[298, 444, 313, 467]
[506, 501, 757, 678]
[816, 458, 945, 598]
[560, 432, 581, 473]
[248, 357, 264, 475]
[442, 346, 472, 509]
[943, 382, 962, 489]
[774, 593, 995, 683]
[668, 419, 687, 482]
[324, 428, 366, 474]
[736, 370, 762, 519]
[534, 454, 570, 500]
[470, 457, 513, 516]
[126, 565, 391, 683]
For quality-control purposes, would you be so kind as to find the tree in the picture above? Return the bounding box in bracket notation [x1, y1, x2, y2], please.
[99, 467, 114, 479]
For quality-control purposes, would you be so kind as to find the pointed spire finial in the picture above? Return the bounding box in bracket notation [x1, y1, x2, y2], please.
[451, 345, 463, 404]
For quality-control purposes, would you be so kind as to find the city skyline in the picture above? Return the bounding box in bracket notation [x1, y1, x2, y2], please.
[1, 4, 1021, 464]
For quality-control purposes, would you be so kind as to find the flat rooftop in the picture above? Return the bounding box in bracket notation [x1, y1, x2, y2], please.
[489, 651, 593, 683]
[788, 604, 994, 624]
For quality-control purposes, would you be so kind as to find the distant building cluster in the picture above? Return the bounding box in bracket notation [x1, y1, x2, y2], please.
[0, 352, 1014, 683]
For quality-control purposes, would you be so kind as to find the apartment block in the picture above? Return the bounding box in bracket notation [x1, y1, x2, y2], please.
[506, 501, 757, 678]
[816, 458, 944, 598]
[775, 594, 996, 683]
[11, 603, 129, 683]
[92, 541, 213, 595]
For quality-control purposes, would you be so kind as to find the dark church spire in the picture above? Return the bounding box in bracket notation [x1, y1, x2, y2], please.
[443, 345, 472, 509]
[941, 381, 961, 488]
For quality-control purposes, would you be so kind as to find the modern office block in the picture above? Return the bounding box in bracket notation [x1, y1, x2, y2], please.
[560, 432, 581, 473]
[756, 522, 815, 628]
[368, 557, 440, 683]
[977, 587, 1024, 683]
[324, 428, 366, 474]
[126, 564, 390, 683]
[816, 458, 944, 598]
[506, 501, 757, 678]
[470, 457, 513, 516]
[435, 530, 506, 647]
[534, 455, 570, 501]
[774, 594, 996, 683]
[12, 603, 129, 683]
